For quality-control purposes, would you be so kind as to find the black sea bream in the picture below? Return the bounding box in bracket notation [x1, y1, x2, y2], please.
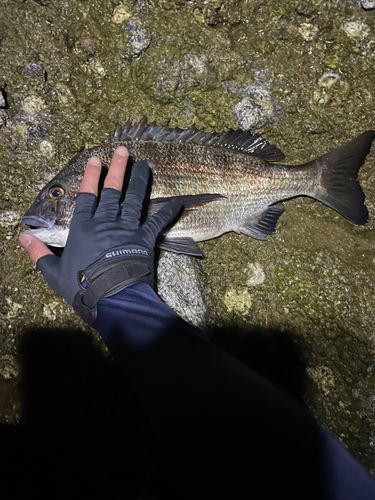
[22, 118, 375, 256]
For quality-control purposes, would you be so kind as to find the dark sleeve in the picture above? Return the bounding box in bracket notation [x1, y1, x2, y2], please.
[97, 283, 375, 500]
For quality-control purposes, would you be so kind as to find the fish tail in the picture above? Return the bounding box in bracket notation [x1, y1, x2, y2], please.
[309, 130, 375, 225]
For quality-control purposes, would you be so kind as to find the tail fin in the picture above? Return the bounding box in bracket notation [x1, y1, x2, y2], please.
[311, 130, 375, 225]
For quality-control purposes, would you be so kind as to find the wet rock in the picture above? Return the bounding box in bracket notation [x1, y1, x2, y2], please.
[319, 72, 340, 89]
[202, 0, 259, 26]
[81, 38, 98, 56]
[22, 95, 46, 114]
[234, 84, 284, 130]
[343, 20, 370, 39]
[343, 20, 373, 56]
[0, 22, 7, 43]
[124, 17, 151, 57]
[112, 3, 132, 24]
[203, 5, 220, 25]
[0, 110, 7, 128]
[180, 53, 209, 87]
[22, 63, 45, 82]
[39, 140, 55, 158]
[298, 22, 319, 41]
[0, 90, 6, 108]
[361, 0, 375, 8]
[12, 113, 51, 142]
[151, 56, 181, 103]
[332, 0, 361, 7]
[53, 83, 75, 105]
[295, 0, 318, 16]
[157, 251, 208, 328]
[87, 59, 106, 78]
[135, 0, 155, 12]
[223, 288, 252, 315]
[0, 354, 19, 380]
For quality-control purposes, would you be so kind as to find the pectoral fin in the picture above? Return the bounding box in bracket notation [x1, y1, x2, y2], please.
[240, 205, 285, 240]
[148, 193, 225, 217]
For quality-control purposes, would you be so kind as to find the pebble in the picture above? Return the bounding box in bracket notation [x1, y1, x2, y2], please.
[22, 63, 45, 82]
[180, 53, 209, 87]
[234, 83, 284, 130]
[0, 90, 6, 107]
[298, 22, 319, 41]
[22, 95, 46, 114]
[124, 17, 151, 56]
[361, 0, 375, 8]
[39, 140, 55, 158]
[343, 20, 370, 39]
[112, 3, 132, 24]
[319, 73, 340, 89]
[223, 288, 252, 315]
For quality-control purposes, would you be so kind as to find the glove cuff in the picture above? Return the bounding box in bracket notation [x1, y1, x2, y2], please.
[72, 259, 152, 328]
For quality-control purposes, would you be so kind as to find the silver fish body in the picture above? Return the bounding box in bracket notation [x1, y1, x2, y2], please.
[22, 119, 375, 256]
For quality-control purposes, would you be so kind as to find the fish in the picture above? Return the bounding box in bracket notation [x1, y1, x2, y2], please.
[22, 117, 375, 257]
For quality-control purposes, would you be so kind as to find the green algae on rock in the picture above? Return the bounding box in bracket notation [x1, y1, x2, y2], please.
[1, 0, 375, 478]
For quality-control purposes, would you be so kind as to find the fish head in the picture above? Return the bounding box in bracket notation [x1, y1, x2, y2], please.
[21, 173, 78, 247]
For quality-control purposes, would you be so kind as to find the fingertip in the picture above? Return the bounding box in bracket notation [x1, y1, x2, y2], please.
[19, 233, 32, 249]
[80, 158, 103, 195]
[87, 156, 102, 167]
[114, 146, 129, 158]
[20, 233, 53, 264]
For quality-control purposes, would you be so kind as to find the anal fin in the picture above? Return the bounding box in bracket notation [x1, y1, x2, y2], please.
[157, 237, 204, 257]
[240, 205, 285, 240]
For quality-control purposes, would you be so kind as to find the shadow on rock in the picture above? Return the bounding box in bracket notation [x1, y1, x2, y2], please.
[1, 328, 159, 500]
[0, 323, 324, 500]
[209, 324, 307, 406]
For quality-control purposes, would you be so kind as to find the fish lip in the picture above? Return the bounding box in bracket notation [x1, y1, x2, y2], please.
[21, 215, 55, 230]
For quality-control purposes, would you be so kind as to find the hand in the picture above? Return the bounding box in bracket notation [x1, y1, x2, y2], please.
[19, 147, 182, 328]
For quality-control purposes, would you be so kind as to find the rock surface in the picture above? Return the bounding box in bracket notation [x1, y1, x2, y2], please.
[1, 0, 375, 483]
[157, 251, 208, 328]
[361, 0, 375, 9]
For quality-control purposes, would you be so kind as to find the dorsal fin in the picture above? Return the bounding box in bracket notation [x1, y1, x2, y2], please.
[112, 118, 285, 162]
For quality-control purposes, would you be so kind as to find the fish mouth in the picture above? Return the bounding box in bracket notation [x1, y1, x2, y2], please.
[21, 215, 55, 230]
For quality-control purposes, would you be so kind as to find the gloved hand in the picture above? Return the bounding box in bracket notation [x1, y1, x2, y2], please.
[36, 160, 181, 328]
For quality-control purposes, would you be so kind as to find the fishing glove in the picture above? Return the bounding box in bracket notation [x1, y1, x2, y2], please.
[36, 161, 182, 328]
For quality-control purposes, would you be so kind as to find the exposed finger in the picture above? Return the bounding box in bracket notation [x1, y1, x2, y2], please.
[80, 157, 102, 196]
[121, 160, 149, 226]
[104, 147, 129, 192]
[19, 233, 53, 264]
[143, 198, 182, 240]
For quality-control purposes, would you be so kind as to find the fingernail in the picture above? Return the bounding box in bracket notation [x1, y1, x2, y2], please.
[19, 233, 31, 249]
[115, 146, 128, 157]
[88, 156, 101, 166]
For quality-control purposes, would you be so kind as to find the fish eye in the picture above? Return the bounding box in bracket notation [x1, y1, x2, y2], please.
[49, 186, 65, 200]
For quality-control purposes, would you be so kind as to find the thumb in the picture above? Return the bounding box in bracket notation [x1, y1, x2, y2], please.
[19, 233, 53, 264]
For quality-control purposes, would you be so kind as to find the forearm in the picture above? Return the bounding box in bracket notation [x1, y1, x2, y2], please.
[96, 284, 375, 499]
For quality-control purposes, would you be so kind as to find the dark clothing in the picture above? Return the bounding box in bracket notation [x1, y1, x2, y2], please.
[97, 283, 375, 500]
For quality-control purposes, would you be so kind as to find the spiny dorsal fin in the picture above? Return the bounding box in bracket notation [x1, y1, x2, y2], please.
[111, 118, 285, 162]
